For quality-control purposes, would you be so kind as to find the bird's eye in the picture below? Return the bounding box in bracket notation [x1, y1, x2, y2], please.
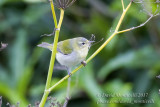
[82, 42, 85, 45]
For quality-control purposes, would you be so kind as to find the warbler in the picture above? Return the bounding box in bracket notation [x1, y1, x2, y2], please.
[38, 37, 94, 75]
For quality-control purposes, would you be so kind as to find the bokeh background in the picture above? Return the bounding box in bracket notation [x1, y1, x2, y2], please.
[0, 0, 160, 107]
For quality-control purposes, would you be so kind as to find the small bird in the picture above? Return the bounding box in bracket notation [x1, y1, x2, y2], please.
[38, 37, 94, 75]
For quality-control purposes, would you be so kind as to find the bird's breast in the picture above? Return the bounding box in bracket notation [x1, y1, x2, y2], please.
[56, 48, 89, 68]
[56, 51, 83, 68]
[77, 48, 89, 59]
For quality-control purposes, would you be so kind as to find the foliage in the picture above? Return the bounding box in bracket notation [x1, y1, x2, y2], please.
[0, 0, 160, 107]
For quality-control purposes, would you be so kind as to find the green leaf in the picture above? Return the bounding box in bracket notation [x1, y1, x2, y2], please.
[79, 62, 106, 107]
[9, 29, 27, 85]
[98, 46, 160, 81]
[0, 82, 28, 106]
[22, 4, 50, 26]
[17, 38, 48, 96]
[103, 79, 132, 107]
[0, 65, 9, 83]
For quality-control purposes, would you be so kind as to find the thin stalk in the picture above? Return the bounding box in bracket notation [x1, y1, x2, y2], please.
[87, 1, 132, 63]
[117, 15, 153, 34]
[121, 0, 125, 11]
[39, 5, 65, 107]
[48, 1, 133, 93]
[58, 9, 64, 29]
[50, 0, 58, 28]
[115, 1, 132, 32]
[48, 65, 82, 92]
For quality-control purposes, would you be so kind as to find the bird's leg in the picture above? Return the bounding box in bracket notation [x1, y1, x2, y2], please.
[81, 61, 87, 66]
[63, 68, 72, 107]
[67, 67, 72, 77]
[67, 71, 72, 77]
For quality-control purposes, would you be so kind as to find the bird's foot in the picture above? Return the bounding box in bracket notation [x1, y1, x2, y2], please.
[68, 72, 72, 77]
[81, 61, 87, 66]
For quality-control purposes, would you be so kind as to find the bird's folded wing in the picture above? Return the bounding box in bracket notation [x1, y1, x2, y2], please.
[57, 40, 73, 55]
[37, 41, 73, 55]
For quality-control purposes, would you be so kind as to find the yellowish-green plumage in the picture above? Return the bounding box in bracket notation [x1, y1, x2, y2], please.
[58, 39, 73, 55]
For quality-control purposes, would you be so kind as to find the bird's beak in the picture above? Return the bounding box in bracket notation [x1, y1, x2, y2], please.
[89, 41, 95, 49]
[89, 41, 95, 43]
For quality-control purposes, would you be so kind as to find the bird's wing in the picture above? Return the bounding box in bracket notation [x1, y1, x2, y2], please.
[38, 40, 73, 55]
[57, 40, 73, 55]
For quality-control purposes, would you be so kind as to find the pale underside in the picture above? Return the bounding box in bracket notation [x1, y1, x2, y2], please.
[56, 50, 87, 68]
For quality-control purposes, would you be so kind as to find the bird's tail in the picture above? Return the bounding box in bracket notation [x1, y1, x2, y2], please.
[37, 42, 53, 51]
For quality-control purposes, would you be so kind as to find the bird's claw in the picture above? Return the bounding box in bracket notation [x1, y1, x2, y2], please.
[81, 61, 87, 66]
[68, 72, 72, 77]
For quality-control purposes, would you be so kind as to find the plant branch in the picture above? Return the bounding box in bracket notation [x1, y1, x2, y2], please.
[48, 1, 133, 93]
[58, 9, 64, 29]
[115, 1, 132, 32]
[117, 0, 160, 34]
[50, 0, 58, 28]
[117, 15, 153, 34]
[121, 0, 125, 11]
[39, 1, 64, 107]
[48, 65, 82, 92]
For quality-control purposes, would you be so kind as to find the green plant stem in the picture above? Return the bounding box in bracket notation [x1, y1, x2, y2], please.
[117, 15, 153, 34]
[121, 0, 125, 11]
[48, 1, 133, 92]
[50, 0, 57, 27]
[57, 9, 64, 28]
[39, 3, 64, 107]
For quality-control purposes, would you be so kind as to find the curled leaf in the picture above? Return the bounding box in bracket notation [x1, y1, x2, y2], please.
[156, 75, 160, 79]
[0, 42, 8, 51]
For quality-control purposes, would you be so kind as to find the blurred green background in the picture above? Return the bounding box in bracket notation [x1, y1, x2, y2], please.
[0, 0, 160, 107]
